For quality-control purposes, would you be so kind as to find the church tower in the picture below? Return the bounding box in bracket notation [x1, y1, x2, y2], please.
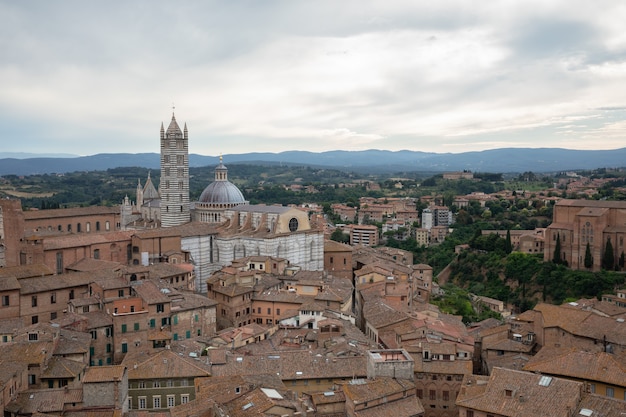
[160, 113, 190, 227]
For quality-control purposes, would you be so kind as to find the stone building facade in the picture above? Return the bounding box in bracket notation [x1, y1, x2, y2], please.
[544, 199, 626, 271]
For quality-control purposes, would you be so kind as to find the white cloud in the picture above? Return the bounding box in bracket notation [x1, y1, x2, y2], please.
[0, 0, 625, 155]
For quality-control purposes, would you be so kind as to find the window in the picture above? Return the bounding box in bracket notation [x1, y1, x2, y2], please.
[31, 296, 37, 307]
[167, 395, 176, 408]
[128, 397, 132, 410]
[118, 289, 124, 297]
[106, 343, 111, 353]
[122, 343, 128, 353]
[150, 318, 155, 328]
[28, 333, 38, 341]
[134, 323, 139, 331]
[181, 394, 189, 404]
[138, 381, 146, 388]
[467, 411, 474, 417]
[94, 249, 100, 259]
[606, 387, 614, 398]
[121, 324, 127, 333]
[2, 295, 9, 306]
[416, 389, 423, 399]
[91, 330, 97, 340]
[443, 390, 450, 401]
[138, 397, 146, 409]
[429, 390, 436, 400]
[28, 374, 36, 385]
[32, 315, 38, 325]
[153, 380, 161, 387]
[69, 289, 74, 300]
[167, 380, 173, 387]
[156, 303, 164, 313]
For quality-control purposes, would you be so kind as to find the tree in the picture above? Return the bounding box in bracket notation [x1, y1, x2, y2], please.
[584, 242, 593, 269]
[553, 233, 562, 264]
[505, 252, 540, 299]
[330, 228, 349, 244]
[603, 238, 615, 270]
[504, 229, 512, 254]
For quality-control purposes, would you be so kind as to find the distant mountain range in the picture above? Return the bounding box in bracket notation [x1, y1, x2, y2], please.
[1, 148, 625, 176]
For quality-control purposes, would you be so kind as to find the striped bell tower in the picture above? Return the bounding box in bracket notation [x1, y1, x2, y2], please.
[159, 113, 190, 227]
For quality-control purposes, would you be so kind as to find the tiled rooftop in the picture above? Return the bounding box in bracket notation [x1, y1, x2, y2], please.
[83, 365, 126, 383]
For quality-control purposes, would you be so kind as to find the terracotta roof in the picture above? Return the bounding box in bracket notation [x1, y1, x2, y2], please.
[83, 365, 126, 383]
[576, 393, 626, 416]
[24, 205, 120, 220]
[0, 275, 20, 291]
[486, 339, 534, 353]
[66, 258, 122, 272]
[210, 350, 367, 380]
[55, 328, 91, 355]
[343, 377, 415, 404]
[6, 388, 83, 414]
[18, 271, 94, 294]
[41, 356, 86, 379]
[324, 240, 353, 252]
[353, 394, 424, 417]
[123, 349, 210, 379]
[456, 367, 582, 417]
[131, 279, 170, 304]
[523, 347, 626, 387]
[0, 316, 24, 334]
[0, 263, 54, 279]
[43, 231, 134, 250]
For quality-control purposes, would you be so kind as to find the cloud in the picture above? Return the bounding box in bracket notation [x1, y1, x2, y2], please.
[0, 1, 625, 155]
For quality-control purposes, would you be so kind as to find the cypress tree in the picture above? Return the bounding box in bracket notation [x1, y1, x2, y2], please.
[584, 242, 593, 269]
[505, 229, 512, 254]
[553, 233, 562, 264]
[603, 238, 615, 270]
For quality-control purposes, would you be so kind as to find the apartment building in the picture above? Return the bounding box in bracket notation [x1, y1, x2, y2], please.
[349, 224, 379, 246]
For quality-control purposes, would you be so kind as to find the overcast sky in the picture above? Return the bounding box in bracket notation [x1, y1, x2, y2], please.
[2, 1, 626, 157]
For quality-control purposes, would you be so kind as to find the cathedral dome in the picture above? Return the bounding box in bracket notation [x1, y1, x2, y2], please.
[198, 180, 246, 204]
[197, 159, 246, 205]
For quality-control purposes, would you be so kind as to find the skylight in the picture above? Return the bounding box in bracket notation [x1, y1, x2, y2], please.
[538, 376, 552, 387]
